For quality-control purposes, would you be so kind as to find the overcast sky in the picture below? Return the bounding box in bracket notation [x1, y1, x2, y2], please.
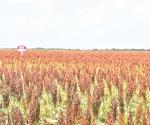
[0, 0, 150, 49]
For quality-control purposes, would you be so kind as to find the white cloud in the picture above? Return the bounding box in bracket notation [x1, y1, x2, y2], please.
[7, 0, 53, 12]
[16, 16, 27, 24]
[36, 0, 53, 10]
[80, 2, 111, 27]
[111, 0, 136, 11]
[7, 0, 34, 4]
[1, 0, 150, 49]
[130, 0, 150, 17]
[16, 17, 50, 32]
[80, 0, 150, 27]
[80, 0, 100, 15]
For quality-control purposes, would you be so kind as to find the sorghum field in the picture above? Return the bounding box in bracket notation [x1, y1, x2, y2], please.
[0, 50, 150, 125]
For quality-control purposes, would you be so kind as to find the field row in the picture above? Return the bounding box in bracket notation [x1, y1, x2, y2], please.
[0, 50, 150, 124]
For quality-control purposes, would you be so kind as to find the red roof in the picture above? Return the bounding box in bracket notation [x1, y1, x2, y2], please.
[17, 45, 27, 49]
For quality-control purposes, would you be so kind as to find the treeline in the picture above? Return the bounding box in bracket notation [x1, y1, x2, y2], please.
[1, 48, 150, 51]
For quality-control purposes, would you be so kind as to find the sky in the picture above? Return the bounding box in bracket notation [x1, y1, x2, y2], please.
[0, 0, 150, 49]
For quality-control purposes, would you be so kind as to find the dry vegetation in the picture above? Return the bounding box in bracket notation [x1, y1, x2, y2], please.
[0, 50, 150, 125]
